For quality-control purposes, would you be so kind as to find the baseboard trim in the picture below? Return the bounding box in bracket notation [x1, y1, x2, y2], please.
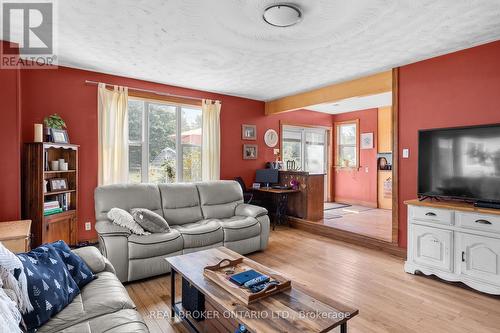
[334, 197, 378, 208]
[288, 217, 406, 258]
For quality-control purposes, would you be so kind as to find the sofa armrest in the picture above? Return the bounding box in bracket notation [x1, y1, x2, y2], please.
[72, 246, 106, 274]
[235, 203, 268, 218]
[102, 256, 116, 275]
[95, 220, 131, 236]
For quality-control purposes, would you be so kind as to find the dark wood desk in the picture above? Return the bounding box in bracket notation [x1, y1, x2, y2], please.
[167, 247, 358, 333]
[254, 187, 299, 229]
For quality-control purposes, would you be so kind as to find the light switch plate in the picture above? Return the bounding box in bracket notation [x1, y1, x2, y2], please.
[403, 148, 409, 158]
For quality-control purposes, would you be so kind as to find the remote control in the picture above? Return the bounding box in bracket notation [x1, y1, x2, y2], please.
[243, 275, 270, 288]
[250, 281, 279, 293]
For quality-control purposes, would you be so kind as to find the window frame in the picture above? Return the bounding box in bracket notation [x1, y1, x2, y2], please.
[334, 119, 360, 170]
[127, 96, 202, 183]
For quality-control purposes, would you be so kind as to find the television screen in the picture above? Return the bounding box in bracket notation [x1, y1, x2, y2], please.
[418, 124, 500, 203]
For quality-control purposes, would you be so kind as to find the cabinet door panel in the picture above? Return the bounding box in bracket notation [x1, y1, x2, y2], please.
[460, 233, 500, 285]
[412, 224, 453, 272]
[45, 219, 71, 244]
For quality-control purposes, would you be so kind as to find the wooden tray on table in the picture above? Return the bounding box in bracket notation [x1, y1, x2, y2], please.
[203, 257, 291, 305]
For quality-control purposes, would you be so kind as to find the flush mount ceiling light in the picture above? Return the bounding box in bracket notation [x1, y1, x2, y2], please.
[263, 4, 302, 27]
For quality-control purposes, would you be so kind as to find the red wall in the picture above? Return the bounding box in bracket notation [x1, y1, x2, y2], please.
[398, 40, 500, 247]
[20, 66, 333, 241]
[332, 108, 378, 207]
[0, 41, 21, 221]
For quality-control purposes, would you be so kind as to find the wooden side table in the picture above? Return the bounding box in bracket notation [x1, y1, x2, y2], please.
[0, 220, 32, 253]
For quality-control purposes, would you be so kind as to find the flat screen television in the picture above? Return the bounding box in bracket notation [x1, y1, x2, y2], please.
[418, 124, 500, 204]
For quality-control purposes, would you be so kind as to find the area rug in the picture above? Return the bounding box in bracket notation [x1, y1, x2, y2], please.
[324, 202, 351, 210]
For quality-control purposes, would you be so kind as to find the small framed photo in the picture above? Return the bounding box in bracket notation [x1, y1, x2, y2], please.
[243, 144, 258, 160]
[49, 178, 68, 191]
[360, 132, 374, 149]
[242, 124, 257, 140]
[50, 128, 70, 143]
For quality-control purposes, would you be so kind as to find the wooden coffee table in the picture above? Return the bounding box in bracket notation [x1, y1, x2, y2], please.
[166, 247, 358, 333]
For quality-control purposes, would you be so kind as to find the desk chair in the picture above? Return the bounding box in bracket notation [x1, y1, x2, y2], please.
[234, 177, 253, 203]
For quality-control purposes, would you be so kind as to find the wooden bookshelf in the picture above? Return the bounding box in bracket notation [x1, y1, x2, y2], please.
[44, 170, 77, 174]
[22, 142, 79, 247]
[44, 189, 76, 196]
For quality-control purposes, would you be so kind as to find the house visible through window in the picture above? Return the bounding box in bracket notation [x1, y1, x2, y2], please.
[128, 98, 202, 183]
[336, 120, 358, 168]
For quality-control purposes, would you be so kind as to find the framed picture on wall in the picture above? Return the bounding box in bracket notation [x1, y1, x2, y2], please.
[361, 132, 374, 149]
[242, 124, 257, 140]
[243, 144, 258, 160]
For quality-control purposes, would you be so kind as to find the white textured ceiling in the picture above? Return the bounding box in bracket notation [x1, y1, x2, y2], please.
[308, 92, 392, 114]
[10, 0, 500, 101]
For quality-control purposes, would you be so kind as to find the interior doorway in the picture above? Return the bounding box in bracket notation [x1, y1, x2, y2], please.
[323, 104, 393, 242]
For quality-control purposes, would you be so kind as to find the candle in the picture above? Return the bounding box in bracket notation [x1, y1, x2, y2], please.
[34, 123, 43, 142]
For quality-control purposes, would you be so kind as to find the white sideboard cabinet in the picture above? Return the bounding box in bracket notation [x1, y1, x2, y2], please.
[405, 199, 500, 294]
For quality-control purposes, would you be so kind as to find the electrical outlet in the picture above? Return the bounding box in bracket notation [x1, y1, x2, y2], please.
[85, 222, 92, 231]
[403, 148, 410, 158]
[365, 166, 369, 173]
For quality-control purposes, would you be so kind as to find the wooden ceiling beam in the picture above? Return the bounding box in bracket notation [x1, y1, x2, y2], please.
[264, 70, 393, 115]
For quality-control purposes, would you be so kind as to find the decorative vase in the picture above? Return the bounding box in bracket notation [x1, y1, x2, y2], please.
[45, 127, 52, 142]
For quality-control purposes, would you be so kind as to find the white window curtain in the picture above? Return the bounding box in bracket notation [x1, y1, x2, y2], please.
[201, 99, 221, 181]
[97, 83, 129, 185]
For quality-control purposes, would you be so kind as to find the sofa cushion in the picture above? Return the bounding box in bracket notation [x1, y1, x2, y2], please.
[37, 271, 136, 333]
[131, 208, 170, 233]
[128, 230, 183, 260]
[196, 181, 244, 219]
[218, 216, 261, 242]
[171, 220, 223, 249]
[51, 241, 95, 288]
[158, 183, 203, 225]
[94, 183, 163, 221]
[108, 208, 150, 235]
[55, 309, 148, 333]
[17, 245, 80, 332]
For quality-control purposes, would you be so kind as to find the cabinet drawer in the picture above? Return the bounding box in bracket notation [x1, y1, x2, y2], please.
[456, 212, 500, 235]
[409, 205, 454, 225]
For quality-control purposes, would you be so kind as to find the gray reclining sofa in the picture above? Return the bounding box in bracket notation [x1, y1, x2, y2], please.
[95, 181, 270, 282]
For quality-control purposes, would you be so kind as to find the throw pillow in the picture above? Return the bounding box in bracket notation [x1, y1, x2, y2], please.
[50, 241, 95, 288]
[131, 208, 170, 233]
[17, 245, 80, 332]
[107, 208, 150, 235]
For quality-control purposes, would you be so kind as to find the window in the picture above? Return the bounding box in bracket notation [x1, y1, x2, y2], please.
[282, 125, 327, 174]
[128, 98, 202, 183]
[335, 120, 359, 168]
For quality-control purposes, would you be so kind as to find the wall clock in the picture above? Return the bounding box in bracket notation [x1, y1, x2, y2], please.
[264, 129, 279, 147]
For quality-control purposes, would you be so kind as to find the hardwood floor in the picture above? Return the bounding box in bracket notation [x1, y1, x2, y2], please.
[321, 205, 393, 242]
[126, 228, 500, 333]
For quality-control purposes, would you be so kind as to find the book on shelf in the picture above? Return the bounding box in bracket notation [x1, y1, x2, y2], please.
[44, 200, 60, 210]
[44, 193, 72, 213]
[44, 208, 63, 216]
